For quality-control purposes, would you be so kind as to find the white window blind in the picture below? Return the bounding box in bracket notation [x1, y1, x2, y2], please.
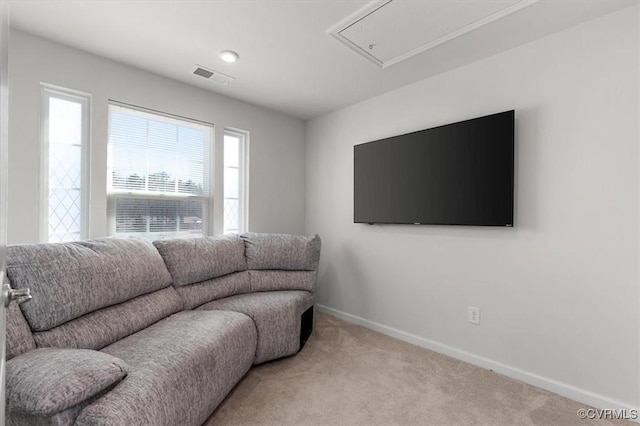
[41, 86, 90, 243]
[108, 103, 212, 240]
[223, 130, 248, 234]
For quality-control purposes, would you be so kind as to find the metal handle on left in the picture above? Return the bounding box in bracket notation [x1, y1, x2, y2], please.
[2, 280, 32, 307]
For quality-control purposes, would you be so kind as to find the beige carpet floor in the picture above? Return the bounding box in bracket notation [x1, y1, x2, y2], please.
[206, 312, 629, 426]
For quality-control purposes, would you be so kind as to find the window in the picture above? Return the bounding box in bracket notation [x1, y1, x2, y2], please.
[107, 103, 212, 240]
[223, 129, 248, 234]
[41, 86, 90, 243]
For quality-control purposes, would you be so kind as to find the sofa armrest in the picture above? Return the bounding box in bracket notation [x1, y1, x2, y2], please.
[7, 348, 128, 416]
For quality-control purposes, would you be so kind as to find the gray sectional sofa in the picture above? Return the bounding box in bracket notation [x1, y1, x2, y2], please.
[4, 232, 320, 426]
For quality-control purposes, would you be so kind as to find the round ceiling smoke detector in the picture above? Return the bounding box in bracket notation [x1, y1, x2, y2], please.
[219, 50, 239, 63]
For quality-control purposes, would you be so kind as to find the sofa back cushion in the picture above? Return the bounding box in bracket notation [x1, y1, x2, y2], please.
[241, 233, 321, 271]
[248, 270, 317, 293]
[33, 287, 183, 350]
[7, 238, 173, 332]
[153, 235, 247, 287]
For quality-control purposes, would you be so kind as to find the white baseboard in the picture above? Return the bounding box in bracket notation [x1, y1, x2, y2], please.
[316, 304, 639, 421]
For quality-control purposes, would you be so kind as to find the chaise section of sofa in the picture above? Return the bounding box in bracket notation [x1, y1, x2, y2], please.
[202, 233, 319, 363]
[76, 310, 256, 426]
[198, 290, 314, 364]
[154, 232, 321, 364]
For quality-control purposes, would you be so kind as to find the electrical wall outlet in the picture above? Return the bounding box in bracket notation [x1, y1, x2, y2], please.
[468, 306, 480, 325]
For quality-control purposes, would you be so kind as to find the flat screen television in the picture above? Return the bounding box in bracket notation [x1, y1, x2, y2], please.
[354, 110, 514, 226]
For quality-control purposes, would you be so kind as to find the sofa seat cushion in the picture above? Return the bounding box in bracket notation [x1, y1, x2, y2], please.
[75, 310, 256, 426]
[197, 291, 314, 364]
[7, 348, 128, 417]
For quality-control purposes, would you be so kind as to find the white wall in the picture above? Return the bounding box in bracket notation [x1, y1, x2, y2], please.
[8, 29, 306, 244]
[306, 7, 640, 408]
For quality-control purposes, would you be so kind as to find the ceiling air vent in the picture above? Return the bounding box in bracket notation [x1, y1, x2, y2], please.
[193, 65, 234, 85]
[329, 0, 538, 68]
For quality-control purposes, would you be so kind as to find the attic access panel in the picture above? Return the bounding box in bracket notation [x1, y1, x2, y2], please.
[329, 0, 537, 68]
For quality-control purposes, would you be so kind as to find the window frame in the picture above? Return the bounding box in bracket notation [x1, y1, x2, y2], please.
[106, 101, 214, 239]
[223, 128, 249, 234]
[39, 84, 91, 243]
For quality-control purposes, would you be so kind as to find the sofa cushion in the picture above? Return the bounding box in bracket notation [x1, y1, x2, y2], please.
[249, 270, 317, 293]
[175, 271, 250, 310]
[76, 310, 257, 426]
[153, 235, 247, 286]
[241, 233, 321, 271]
[33, 287, 183, 350]
[6, 302, 36, 360]
[8, 403, 87, 426]
[197, 290, 314, 364]
[7, 238, 173, 331]
[7, 348, 128, 417]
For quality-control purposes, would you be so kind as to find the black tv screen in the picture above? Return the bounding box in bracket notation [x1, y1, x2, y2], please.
[354, 110, 514, 226]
